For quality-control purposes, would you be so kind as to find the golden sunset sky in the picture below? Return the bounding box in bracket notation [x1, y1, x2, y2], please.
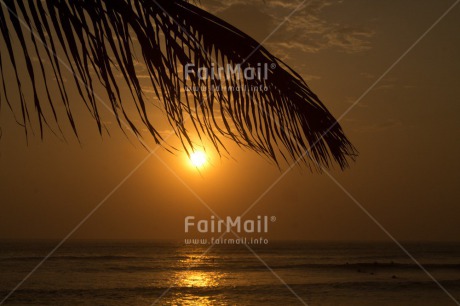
[0, 0, 459, 241]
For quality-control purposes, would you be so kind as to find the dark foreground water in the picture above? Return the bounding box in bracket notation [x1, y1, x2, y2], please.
[0, 241, 459, 305]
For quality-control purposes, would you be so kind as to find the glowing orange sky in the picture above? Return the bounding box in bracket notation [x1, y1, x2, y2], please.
[0, 0, 459, 241]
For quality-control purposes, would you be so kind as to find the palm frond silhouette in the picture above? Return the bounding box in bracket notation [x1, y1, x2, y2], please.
[0, 0, 357, 169]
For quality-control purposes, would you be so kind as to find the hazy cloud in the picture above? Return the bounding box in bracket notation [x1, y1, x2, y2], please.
[202, 0, 375, 55]
[268, 1, 374, 54]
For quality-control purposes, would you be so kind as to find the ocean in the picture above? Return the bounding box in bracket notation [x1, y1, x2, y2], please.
[0, 241, 459, 305]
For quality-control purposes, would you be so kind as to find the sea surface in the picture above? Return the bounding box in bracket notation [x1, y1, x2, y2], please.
[0, 241, 459, 305]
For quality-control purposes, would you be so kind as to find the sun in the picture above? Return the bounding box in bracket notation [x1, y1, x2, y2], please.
[189, 151, 208, 168]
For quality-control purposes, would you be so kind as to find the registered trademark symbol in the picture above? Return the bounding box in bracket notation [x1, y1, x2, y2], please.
[270, 63, 276, 70]
[270, 216, 276, 222]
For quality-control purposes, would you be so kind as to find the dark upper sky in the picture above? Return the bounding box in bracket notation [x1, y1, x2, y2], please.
[0, 0, 459, 241]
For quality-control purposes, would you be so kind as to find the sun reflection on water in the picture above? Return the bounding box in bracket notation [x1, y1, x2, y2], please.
[174, 254, 222, 288]
[169, 252, 226, 305]
[178, 270, 220, 288]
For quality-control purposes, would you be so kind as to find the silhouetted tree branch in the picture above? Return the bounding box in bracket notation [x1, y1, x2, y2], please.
[0, 0, 357, 169]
